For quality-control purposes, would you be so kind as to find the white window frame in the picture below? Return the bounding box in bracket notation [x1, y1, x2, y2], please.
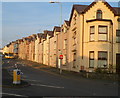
[90, 26, 95, 41]
[98, 51, 107, 68]
[89, 51, 94, 68]
[54, 41, 56, 50]
[96, 10, 102, 19]
[116, 30, 120, 43]
[98, 26, 108, 41]
[63, 39, 67, 49]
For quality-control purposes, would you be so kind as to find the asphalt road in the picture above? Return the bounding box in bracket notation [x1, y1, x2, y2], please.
[2, 58, 119, 97]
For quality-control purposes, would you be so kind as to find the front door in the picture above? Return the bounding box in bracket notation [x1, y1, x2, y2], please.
[116, 54, 120, 73]
[73, 52, 76, 68]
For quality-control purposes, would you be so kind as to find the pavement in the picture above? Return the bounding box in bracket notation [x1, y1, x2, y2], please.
[16, 58, 118, 82]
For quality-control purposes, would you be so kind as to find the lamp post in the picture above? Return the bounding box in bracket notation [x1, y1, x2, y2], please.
[49, 1, 63, 74]
[49, 1, 62, 26]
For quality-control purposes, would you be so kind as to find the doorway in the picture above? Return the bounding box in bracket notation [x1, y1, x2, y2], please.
[116, 54, 120, 73]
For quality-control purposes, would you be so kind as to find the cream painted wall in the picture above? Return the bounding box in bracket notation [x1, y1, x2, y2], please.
[35, 36, 40, 62]
[68, 9, 85, 72]
[68, 1, 120, 72]
[82, 1, 119, 72]
[10, 1, 119, 73]
[38, 42, 42, 64]
[49, 36, 56, 67]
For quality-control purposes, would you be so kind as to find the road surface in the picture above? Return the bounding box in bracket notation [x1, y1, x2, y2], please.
[2, 58, 119, 97]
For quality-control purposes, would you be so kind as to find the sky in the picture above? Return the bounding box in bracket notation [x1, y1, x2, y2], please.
[1, 0, 119, 48]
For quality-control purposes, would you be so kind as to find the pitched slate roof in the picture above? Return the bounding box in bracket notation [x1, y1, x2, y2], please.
[64, 20, 70, 26]
[26, 36, 33, 41]
[11, 41, 16, 43]
[44, 30, 53, 39]
[37, 33, 43, 38]
[32, 34, 37, 39]
[53, 26, 61, 32]
[73, 5, 88, 14]
[18, 39, 23, 42]
[69, 1, 120, 23]
[69, 5, 88, 22]
[81, 1, 120, 15]
[47, 31, 53, 37]
[113, 7, 120, 16]
[42, 34, 46, 39]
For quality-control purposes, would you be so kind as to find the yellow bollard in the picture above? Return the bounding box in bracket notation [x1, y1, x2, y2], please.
[13, 69, 21, 84]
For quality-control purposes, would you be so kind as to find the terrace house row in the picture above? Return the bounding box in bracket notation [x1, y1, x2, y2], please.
[4, 0, 120, 73]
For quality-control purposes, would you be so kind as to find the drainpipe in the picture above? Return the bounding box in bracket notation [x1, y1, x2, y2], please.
[57, 33, 58, 68]
[82, 13, 84, 71]
[111, 22, 113, 73]
[48, 37, 50, 66]
[42, 42, 43, 64]
[82, 14, 84, 59]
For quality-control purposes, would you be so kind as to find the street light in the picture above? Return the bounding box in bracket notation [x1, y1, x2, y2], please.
[49, 1, 62, 27]
[49, 1, 63, 74]
[49, 1, 59, 3]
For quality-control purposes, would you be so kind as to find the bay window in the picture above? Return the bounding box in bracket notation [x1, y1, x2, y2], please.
[90, 26, 95, 41]
[98, 51, 107, 68]
[98, 26, 108, 41]
[116, 30, 120, 43]
[63, 39, 67, 49]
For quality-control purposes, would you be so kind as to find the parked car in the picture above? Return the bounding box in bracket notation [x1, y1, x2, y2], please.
[5, 53, 14, 59]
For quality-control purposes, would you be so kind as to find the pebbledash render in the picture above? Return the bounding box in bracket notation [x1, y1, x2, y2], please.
[3, 0, 120, 73]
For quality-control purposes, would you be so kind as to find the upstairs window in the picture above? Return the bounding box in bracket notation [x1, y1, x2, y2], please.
[98, 26, 108, 41]
[96, 10, 102, 19]
[73, 31, 77, 46]
[90, 26, 95, 41]
[63, 39, 67, 49]
[116, 30, 120, 43]
[73, 31, 76, 38]
[54, 41, 56, 50]
[73, 14, 77, 25]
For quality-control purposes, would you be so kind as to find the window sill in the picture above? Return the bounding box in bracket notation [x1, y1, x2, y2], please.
[89, 40, 95, 42]
[72, 50, 77, 52]
[89, 67, 94, 68]
[72, 66, 76, 68]
[63, 64, 67, 66]
[97, 67, 108, 69]
[98, 40, 108, 42]
[73, 44, 76, 46]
